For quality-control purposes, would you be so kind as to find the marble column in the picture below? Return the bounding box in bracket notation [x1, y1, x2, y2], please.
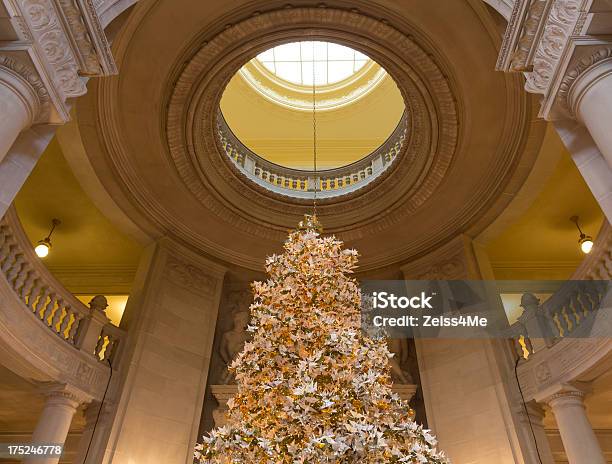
[24, 384, 83, 464]
[546, 389, 605, 464]
[554, 120, 612, 223]
[567, 50, 612, 169]
[0, 60, 41, 164]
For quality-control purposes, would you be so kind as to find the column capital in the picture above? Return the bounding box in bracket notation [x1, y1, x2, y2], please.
[497, 0, 612, 120]
[0, 55, 47, 124]
[0, 0, 117, 124]
[36, 381, 91, 407]
[563, 47, 612, 118]
[543, 382, 591, 408]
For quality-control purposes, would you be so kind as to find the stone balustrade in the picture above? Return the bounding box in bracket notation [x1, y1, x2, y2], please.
[509, 222, 612, 361]
[0, 208, 124, 366]
[217, 110, 408, 199]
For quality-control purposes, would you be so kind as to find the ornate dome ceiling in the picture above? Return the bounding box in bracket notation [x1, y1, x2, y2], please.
[72, 0, 546, 272]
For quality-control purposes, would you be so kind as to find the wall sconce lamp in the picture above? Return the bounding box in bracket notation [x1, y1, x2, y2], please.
[35, 219, 61, 258]
[570, 215, 594, 254]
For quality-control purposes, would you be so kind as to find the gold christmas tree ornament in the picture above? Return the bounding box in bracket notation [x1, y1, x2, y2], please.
[195, 228, 449, 463]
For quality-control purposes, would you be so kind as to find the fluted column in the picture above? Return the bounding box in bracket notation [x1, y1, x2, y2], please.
[567, 49, 612, 169]
[546, 388, 605, 464]
[24, 384, 85, 464]
[0, 58, 41, 164]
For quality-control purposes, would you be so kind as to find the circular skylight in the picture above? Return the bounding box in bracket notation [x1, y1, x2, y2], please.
[256, 41, 370, 86]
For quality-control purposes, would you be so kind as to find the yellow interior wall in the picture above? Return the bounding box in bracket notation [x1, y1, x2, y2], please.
[220, 73, 405, 169]
[14, 138, 143, 291]
[486, 128, 605, 280]
[76, 295, 128, 326]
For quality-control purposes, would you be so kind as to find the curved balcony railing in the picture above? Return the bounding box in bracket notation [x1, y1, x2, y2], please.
[217, 109, 408, 199]
[508, 221, 612, 361]
[0, 209, 124, 367]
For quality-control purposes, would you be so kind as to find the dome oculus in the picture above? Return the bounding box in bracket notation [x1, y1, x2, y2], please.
[239, 41, 387, 111]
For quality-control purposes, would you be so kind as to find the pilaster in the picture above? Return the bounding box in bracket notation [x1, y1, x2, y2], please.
[402, 235, 532, 463]
[98, 240, 227, 464]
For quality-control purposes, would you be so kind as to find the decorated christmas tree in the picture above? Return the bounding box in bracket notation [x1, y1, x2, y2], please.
[196, 215, 448, 463]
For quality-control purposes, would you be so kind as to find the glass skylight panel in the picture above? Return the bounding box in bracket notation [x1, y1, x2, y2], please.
[255, 41, 371, 86]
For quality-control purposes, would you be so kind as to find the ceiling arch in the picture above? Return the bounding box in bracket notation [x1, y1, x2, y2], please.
[72, 0, 545, 272]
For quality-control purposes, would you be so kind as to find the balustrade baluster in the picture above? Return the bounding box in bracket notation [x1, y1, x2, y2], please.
[560, 306, 573, 334]
[15, 268, 33, 298]
[1, 245, 18, 273]
[34, 287, 51, 315]
[6, 255, 25, 284]
[44, 294, 59, 326]
[0, 225, 9, 246]
[95, 333, 106, 360]
[567, 293, 582, 327]
[27, 279, 44, 309]
[551, 310, 565, 337]
[59, 306, 74, 339]
[68, 311, 83, 344]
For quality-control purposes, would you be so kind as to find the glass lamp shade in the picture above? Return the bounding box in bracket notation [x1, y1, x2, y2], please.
[34, 241, 51, 258]
[580, 236, 594, 254]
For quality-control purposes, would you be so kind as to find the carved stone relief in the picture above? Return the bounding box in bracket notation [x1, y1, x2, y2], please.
[166, 257, 217, 296]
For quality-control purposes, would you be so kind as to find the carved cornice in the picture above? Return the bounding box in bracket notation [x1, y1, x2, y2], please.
[0, 0, 117, 123]
[496, 0, 552, 73]
[497, 0, 612, 119]
[524, 0, 581, 94]
[498, 0, 582, 92]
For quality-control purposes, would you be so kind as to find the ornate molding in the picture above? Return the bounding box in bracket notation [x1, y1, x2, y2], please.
[82, 0, 539, 271]
[166, 7, 458, 240]
[0, 0, 117, 123]
[166, 257, 218, 296]
[497, 0, 612, 119]
[547, 387, 586, 404]
[524, 0, 581, 94]
[0, 54, 51, 122]
[516, 338, 612, 402]
[559, 47, 612, 116]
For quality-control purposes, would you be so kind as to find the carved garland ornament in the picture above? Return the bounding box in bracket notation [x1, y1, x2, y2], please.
[524, 0, 581, 94]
